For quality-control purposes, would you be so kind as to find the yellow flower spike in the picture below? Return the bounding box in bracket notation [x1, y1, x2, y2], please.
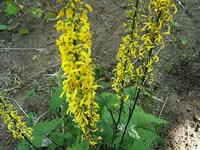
[0, 91, 33, 140]
[56, 0, 100, 145]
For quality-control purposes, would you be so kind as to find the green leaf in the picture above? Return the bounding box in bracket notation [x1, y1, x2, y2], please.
[132, 106, 168, 126]
[25, 89, 37, 100]
[0, 25, 8, 31]
[67, 140, 89, 150]
[124, 86, 138, 100]
[8, 22, 21, 31]
[130, 129, 163, 150]
[94, 66, 104, 80]
[20, 28, 29, 35]
[171, 21, 179, 27]
[49, 132, 64, 146]
[27, 112, 36, 126]
[122, 105, 168, 150]
[48, 86, 66, 112]
[4, 0, 19, 16]
[45, 12, 57, 22]
[0, 145, 4, 150]
[32, 119, 62, 146]
[100, 92, 118, 106]
[8, 18, 13, 24]
[17, 140, 30, 150]
[28, 7, 43, 18]
[97, 108, 113, 144]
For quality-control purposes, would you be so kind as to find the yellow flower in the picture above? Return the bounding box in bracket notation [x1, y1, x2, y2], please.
[0, 90, 33, 140]
[56, 1, 101, 145]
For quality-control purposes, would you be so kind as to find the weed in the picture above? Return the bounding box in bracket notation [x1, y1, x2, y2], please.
[165, 63, 173, 73]
[20, 28, 29, 35]
[25, 89, 37, 100]
[4, 0, 19, 16]
[179, 52, 196, 64]
[45, 12, 57, 22]
[28, 7, 43, 18]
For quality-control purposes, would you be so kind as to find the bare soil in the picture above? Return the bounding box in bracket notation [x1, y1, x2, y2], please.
[0, 0, 200, 149]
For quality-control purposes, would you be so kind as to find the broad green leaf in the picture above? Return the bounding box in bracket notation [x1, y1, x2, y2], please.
[32, 119, 62, 146]
[131, 106, 168, 126]
[129, 128, 163, 150]
[49, 132, 64, 146]
[67, 140, 89, 150]
[0, 25, 8, 31]
[98, 108, 113, 144]
[122, 105, 167, 150]
[101, 92, 118, 106]
[48, 86, 66, 112]
[17, 140, 30, 150]
[124, 86, 138, 100]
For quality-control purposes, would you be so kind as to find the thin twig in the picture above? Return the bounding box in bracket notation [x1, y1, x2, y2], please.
[0, 48, 46, 52]
[34, 112, 48, 125]
[13, 99, 29, 118]
[4, 85, 21, 92]
[159, 97, 169, 118]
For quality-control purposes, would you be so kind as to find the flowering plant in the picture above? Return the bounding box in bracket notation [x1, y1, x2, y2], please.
[0, 0, 177, 149]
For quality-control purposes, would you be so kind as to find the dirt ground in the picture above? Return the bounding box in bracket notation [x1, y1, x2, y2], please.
[0, 0, 200, 149]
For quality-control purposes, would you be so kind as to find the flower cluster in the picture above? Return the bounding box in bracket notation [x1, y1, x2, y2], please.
[137, 0, 177, 82]
[112, 0, 142, 94]
[113, 0, 177, 93]
[56, 0, 101, 145]
[0, 90, 33, 140]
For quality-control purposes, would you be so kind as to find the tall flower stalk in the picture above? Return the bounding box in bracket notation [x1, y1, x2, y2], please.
[56, 0, 101, 145]
[112, 0, 142, 142]
[112, 0, 177, 147]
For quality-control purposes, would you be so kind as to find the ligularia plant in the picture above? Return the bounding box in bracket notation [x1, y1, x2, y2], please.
[56, 0, 101, 145]
[0, 0, 177, 149]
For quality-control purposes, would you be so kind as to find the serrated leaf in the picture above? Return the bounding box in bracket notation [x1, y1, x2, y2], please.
[101, 92, 118, 106]
[132, 106, 168, 126]
[130, 129, 163, 150]
[32, 119, 62, 146]
[123, 105, 167, 150]
[49, 132, 64, 146]
[48, 86, 66, 112]
[17, 140, 30, 150]
[0, 25, 8, 31]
